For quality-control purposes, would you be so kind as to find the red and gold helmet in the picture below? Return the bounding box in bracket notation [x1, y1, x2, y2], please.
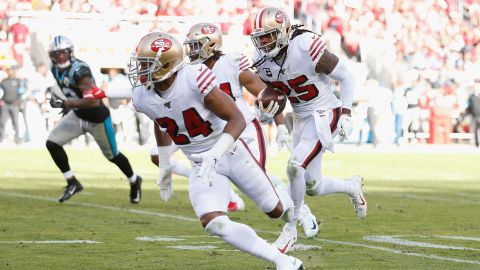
[128, 32, 185, 87]
[250, 7, 291, 58]
[184, 23, 222, 64]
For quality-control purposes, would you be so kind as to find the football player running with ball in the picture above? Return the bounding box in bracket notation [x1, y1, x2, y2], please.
[46, 35, 142, 204]
[251, 7, 367, 253]
[129, 32, 303, 270]
[183, 22, 319, 238]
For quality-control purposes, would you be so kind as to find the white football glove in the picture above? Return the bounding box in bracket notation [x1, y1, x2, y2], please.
[338, 114, 353, 142]
[157, 164, 173, 201]
[255, 100, 279, 124]
[191, 150, 218, 186]
[276, 124, 291, 151]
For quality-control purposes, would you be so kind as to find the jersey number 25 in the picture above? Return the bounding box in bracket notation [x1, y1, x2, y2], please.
[272, 75, 319, 103]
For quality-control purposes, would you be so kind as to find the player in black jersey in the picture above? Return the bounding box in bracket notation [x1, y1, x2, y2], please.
[46, 35, 142, 204]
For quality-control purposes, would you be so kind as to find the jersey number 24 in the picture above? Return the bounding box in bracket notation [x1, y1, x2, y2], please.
[155, 108, 213, 145]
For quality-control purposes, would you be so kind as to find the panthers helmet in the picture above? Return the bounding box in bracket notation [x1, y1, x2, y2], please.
[184, 23, 222, 64]
[49, 35, 75, 68]
[128, 32, 185, 87]
[250, 7, 291, 58]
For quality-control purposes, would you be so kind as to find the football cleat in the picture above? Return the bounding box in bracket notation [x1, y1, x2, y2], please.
[58, 177, 83, 203]
[273, 225, 297, 254]
[277, 255, 304, 270]
[130, 175, 142, 204]
[349, 176, 367, 219]
[299, 203, 319, 238]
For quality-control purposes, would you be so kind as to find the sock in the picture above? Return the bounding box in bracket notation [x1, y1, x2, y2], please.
[109, 152, 134, 179]
[268, 175, 294, 222]
[171, 159, 190, 177]
[62, 170, 74, 180]
[205, 215, 283, 265]
[128, 173, 137, 184]
[46, 140, 70, 173]
[309, 176, 355, 195]
[286, 161, 306, 230]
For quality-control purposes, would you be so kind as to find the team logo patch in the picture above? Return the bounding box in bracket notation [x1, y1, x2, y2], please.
[151, 38, 172, 53]
[275, 11, 286, 23]
[201, 25, 216, 34]
[63, 77, 70, 87]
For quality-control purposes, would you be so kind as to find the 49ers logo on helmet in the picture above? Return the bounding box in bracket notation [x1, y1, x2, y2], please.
[275, 11, 286, 23]
[201, 25, 216, 34]
[151, 38, 172, 52]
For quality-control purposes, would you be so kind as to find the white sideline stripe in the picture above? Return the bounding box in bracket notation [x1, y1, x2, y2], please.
[0, 191, 197, 222]
[315, 238, 480, 266]
[388, 193, 480, 205]
[2, 191, 479, 265]
[364, 236, 480, 251]
[0, 240, 100, 244]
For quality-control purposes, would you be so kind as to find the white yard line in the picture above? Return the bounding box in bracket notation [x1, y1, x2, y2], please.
[387, 193, 480, 205]
[454, 192, 480, 198]
[315, 238, 480, 266]
[435, 236, 480, 242]
[1, 191, 479, 266]
[0, 240, 100, 244]
[0, 191, 197, 222]
[363, 235, 480, 251]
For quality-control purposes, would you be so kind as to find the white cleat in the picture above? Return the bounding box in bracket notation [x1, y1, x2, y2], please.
[273, 225, 298, 254]
[349, 176, 367, 219]
[299, 203, 319, 238]
[277, 255, 304, 270]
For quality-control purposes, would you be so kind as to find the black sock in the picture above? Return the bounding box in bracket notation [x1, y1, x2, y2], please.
[46, 140, 70, 173]
[109, 152, 134, 178]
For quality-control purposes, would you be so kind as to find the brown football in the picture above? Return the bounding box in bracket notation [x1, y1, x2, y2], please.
[254, 87, 287, 117]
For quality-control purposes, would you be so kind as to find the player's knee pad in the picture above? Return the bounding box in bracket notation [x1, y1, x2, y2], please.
[205, 215, 230, 237]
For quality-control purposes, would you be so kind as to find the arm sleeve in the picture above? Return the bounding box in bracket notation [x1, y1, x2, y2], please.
[327, 60, 355, 109]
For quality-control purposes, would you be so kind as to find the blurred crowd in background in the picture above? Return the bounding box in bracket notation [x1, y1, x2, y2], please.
[0, 0, 479, 148]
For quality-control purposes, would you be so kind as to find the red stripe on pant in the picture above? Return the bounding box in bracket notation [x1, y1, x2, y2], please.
[252, 119, 267, 170]
[300, 107, 342, 169]
[238, 138, 279, 199]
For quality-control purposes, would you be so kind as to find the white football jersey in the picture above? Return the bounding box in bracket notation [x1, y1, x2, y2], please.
[212, 53, 255, 123]
[253, 31, 341, 119]
[132, 64, 226, 159]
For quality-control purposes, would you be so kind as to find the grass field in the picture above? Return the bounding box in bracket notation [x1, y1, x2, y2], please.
[1, 147, 480, 270]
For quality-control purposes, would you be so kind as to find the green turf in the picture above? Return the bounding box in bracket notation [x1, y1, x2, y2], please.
[0, 148, 479, 269]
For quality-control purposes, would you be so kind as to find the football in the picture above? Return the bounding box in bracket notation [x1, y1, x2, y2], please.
[254, 87, 287, 117]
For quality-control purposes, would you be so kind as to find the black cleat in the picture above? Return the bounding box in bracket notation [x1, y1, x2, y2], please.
[59, 177, 83, 203]
[130, 175, 142, 204]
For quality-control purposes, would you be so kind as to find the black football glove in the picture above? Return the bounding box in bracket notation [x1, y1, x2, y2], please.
[49, 96, 65, 109]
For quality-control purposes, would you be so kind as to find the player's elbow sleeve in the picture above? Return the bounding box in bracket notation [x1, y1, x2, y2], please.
[328, 60, 355, 109]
